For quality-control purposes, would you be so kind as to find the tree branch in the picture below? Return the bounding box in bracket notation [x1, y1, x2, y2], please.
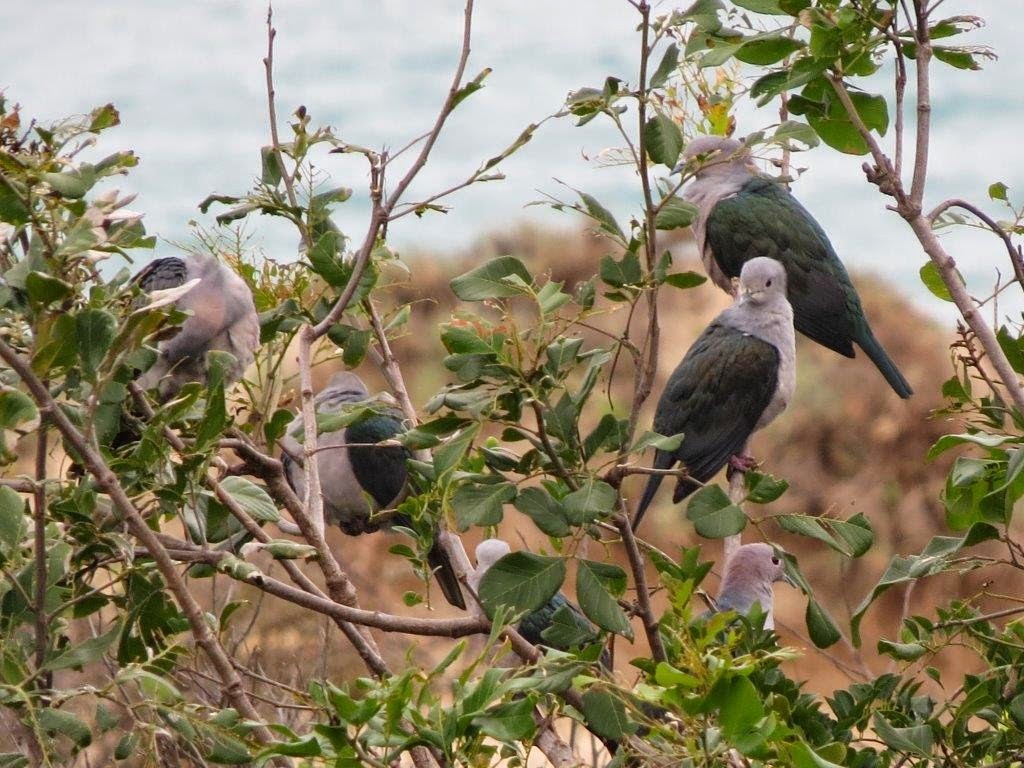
[614, 511, 666, 663]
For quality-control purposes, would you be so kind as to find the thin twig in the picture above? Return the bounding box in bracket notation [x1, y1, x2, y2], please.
[32, 411, 49, 690]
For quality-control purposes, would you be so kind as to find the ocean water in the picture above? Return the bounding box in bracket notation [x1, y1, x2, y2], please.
[2, 1, 1022, 320]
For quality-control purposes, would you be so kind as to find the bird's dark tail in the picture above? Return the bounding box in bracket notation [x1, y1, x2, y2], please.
[856, 324, 913, 398]
[631, 450, 675, 532]
[428, 538, 466, 609]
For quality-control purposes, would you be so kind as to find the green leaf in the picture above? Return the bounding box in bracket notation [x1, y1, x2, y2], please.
[0, 173, 30, 225]
[478, 552, 566, 618]
[260, 146, 282, 186]
[452, 480, 515, 530]
[307, 231, 348, 287]
[989, 182, 1009, 201]
[686, 484, 745, 538]
[562, 479, 617, 524]
[75, 309, 117, 379]
[42, 168, 95, 199]
[599, 252, 642, 288]
[731, 0, 786, 13]
[871, 713, 933, 757]
[218, 476, 279, 523]
[649, 43, 680, 88]
[0, 389, 38, 430]
[0, 486, 27, 557]
[735, 35, 804, 65]
[577, 559, 632, 638]
[472, 697, 536, 742]
[744, 470, 788, 503]
[542, 604, 600, 648]
[718, 676, 764, 742]
[44, 621, 121, 671]
[663, 271, 706, 289]
[644, 114, 684, 167]
[877, 639, 927, 661]
[805, 598, 841, 648]
[580, 689, 634, 741]
[578, 192, 625, 241]
[655, 197, 699, 230]
[38, 708, 92, 748]
[927, 432, 1014, 460]
[88, 103, 120, 132]
[630, 430, 684, 453]
[433, 424, 479, 480]
[25, 271, 73, 305]
[514, 487, 571, 537]
[919, 261, 956, 302]
[997, 326, 1024, 375]
[449, 256, 533, 300]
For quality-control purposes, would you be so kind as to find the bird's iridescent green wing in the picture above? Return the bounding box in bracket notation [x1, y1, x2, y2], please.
[706, 178, 857, 357]
[654, 323, 779, 500]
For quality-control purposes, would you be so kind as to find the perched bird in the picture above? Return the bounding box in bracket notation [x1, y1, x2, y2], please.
[632, 257, 795, 531]
[471, 539, 606, 661]
[134, 252, 259, 396]
[711, 542, 794, 630]
[281, 372, 466, 609]
[679, 135, 912, 398]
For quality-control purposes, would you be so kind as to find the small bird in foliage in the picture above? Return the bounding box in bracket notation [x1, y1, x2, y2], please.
[133, 252, 259, 396]
[632, 257, 795, 531]
[281, 372, 466, 609]
[678, 134, 912, 398]
[711, 542, 794, 630]
[471, 538, 607, 663]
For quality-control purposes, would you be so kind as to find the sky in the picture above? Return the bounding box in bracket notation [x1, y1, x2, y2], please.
[2, 0, 1022, 320]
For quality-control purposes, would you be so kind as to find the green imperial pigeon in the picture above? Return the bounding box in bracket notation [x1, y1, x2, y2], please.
[632, 257, 795, 531]
[712, 543, 794, 630]
[281, 372, 466, 609]
[134, 252, 259, 396]
[678, 135, 912, 399]
[470, 539, 608, 665]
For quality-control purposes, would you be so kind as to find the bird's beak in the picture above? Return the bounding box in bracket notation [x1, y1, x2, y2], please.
[671, 158, 687, 175]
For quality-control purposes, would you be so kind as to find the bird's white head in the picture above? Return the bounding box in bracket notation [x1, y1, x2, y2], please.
[738, 257, 788, 306]
[721, 542, 793, 591]
[475, 538, 512, 573]
[675, 135, 753, 178]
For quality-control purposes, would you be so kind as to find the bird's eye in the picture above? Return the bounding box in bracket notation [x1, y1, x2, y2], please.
[771, 556, 780, 565]
[766, 279, 773, 287]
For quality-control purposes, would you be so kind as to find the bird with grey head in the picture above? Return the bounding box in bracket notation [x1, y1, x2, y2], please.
[712, 542, 795, 630]
[281, 372, 466, 609]
[133, 252, 259, 397]
[471, 538, 608, 664]
[676, 134, 912, 399]
[632, 256, 795, 531]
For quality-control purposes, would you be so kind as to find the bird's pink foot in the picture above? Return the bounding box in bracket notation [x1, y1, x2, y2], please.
[728, 453, 759, 473]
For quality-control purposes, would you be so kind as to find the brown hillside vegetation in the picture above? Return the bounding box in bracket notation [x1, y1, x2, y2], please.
[243, 223, 1003, 698]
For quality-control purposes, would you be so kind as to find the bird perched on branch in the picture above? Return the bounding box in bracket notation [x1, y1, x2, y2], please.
[711, 542, 794, 630]
[281, 372, 466, 609]
[471, 538, 607, 664]
[632, 257, 795, 531]
[678, 134, 912, 399]
[133, 252, 259, 396]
